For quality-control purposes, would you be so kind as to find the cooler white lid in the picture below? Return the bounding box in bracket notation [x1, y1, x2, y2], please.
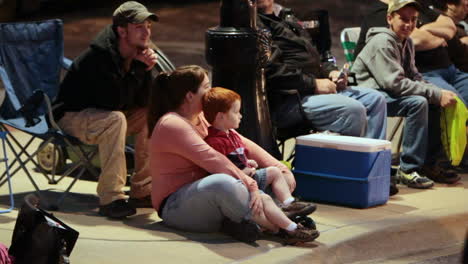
[296, 134, 391, 152]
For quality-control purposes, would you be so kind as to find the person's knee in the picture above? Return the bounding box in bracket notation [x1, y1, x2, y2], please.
[260, 193, 274, 205]
[106, 111, 127, 130]
[206, 174, 248, 197]
[373, 92, 386, 107]
[345, 102, 366, 121]
[342, 103, 366, 136]
[409, 96, 428, 112]
[267, 166, 282, 181]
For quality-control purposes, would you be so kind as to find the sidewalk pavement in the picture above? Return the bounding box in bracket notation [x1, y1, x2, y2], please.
[0, 131, 467, 264]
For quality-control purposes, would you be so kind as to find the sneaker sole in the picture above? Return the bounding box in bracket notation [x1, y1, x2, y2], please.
[284, 230, 320, 245]
[401, 180, 434, 189]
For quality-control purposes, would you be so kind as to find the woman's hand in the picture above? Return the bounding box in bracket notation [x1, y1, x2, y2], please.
[249, 191, 263, 216]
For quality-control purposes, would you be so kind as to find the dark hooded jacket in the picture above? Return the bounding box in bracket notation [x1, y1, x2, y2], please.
[257, 10, 338, 128]
[53, 25, 154, 120]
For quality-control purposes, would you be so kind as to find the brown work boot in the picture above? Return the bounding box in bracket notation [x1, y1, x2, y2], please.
[282, 200, 317, 219]
[98, 199, 136, 219]
[421, 164, 461, 184]
[282, 223, 320, 245]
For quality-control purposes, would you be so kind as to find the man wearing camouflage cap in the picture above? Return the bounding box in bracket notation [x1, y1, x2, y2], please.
[53, 1, 158, 218]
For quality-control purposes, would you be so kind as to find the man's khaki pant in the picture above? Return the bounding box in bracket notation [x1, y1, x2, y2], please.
[58, 108, 151, 205]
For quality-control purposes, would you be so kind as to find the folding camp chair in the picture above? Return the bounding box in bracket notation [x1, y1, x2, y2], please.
[340, 27, 361, 66]
[0, 19, 177, 210]
[0, 130, 14, 213]
[0, 19, 100, 210]
[340, 27, 404, 161]
[34, 49, 175, 175]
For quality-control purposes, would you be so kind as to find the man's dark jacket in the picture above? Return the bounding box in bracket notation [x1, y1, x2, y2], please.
[53, 25, 153, 120]
[257, 11, 337, 127]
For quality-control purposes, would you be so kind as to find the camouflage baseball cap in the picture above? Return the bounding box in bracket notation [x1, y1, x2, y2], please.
[113, 1, 159, 26]
[387, 0, 421, 14]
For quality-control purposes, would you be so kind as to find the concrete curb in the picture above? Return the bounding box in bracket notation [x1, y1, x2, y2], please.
[237, 207, 468, 264]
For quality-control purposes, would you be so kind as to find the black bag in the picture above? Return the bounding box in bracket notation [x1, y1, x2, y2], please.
[8, 194, 79, 264]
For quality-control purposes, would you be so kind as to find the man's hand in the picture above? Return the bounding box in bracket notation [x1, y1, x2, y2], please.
[440, 90, 457, 107]
[460, 36, 468, 45]
[135, 48, 158, 71]
[434, 36, 448, 48]
[247, 159, 258, 169]
[249, 191, 263, 216]
[329, 70, 348, 91]
[315, 78, 337, 94]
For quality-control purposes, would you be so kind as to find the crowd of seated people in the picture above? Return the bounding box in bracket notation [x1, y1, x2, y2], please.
[40, 0, 467, 245]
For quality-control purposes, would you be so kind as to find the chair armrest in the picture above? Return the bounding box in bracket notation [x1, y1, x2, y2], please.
[61, 57, 72, 70]
[276, 89, 299, 95]
[347, 72, 357, 86]
[154, 48, 176, 72]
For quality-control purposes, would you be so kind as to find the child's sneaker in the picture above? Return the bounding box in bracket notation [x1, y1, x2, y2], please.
[282, 223, 320, 245]
[397, 169, 434, 189]
[282, 200, 317, 219]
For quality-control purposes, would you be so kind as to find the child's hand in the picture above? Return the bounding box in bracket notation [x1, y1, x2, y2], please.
[243, 167, 256, 177]
[249, 191, 263, 216]
[247, 159, 258, 168]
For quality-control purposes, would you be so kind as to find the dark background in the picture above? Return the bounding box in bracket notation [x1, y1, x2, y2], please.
[0, 0, 377, 67]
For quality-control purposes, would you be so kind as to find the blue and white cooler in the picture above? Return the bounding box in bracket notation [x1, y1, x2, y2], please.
[293, 134, 392, 208]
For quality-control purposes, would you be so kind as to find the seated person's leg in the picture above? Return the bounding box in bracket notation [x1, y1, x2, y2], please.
[386, 95, 434, 189]
[261, 167, 316, 217]
[125, 108, 151, 201]
[339, 87, 387, 139]
[161, 174, 251, 232]
[58, 109, 128, 203]
[386, 95, 429, 174]
[58, 109, 133, 217]
[301, 94, 366, 137]
[452, 66, 468, 106]
[262, 167, 291, 203]
[422, 105, 461, 183]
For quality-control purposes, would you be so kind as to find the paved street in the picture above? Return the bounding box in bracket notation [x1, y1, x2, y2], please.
[0, 132, 467, 264]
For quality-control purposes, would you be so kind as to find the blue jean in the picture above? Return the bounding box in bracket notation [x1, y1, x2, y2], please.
[301, 87, 387, 139]
[384, 93, 430, 172]
[161, 174, 251, 232]
[423, 64, 468, 107]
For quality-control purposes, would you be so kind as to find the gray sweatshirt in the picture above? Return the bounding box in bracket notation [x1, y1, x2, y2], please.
[351, 27, 442, 105]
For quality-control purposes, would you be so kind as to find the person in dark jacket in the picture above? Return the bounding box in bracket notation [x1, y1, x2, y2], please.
[53, 1, 158, 218]
[443, 0, 468, 73]
[256, 0, 388, 141]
